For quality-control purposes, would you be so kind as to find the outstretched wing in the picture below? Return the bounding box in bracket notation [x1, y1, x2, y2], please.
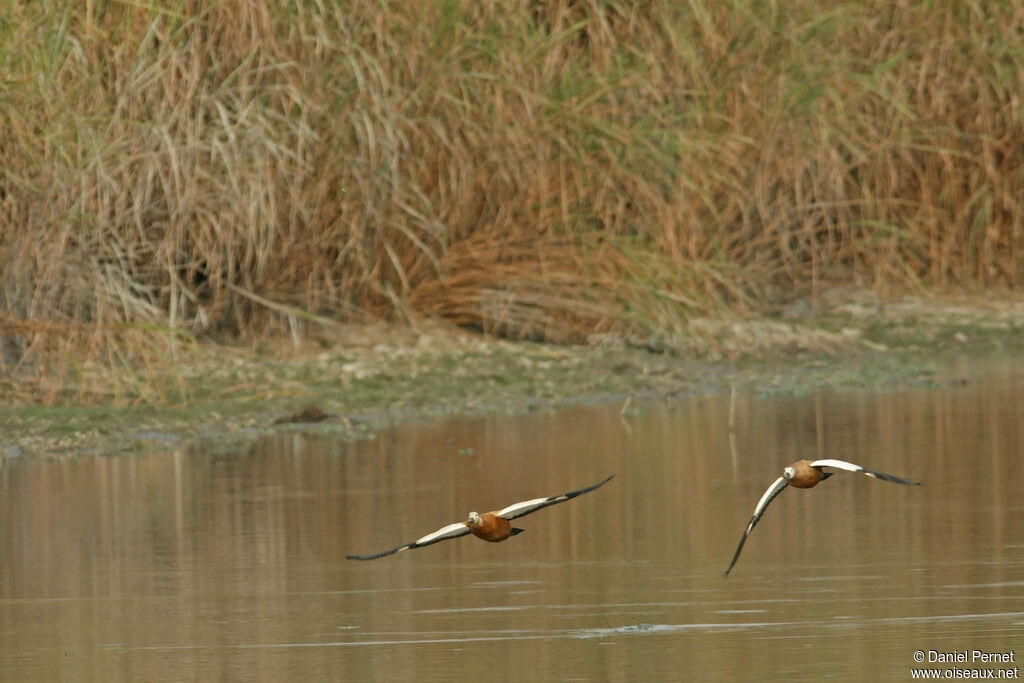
[810, 459, 921, 486]
[495, 474, 616, 520]
[723, 476, 788, 578]
[347, 522, 470, 561]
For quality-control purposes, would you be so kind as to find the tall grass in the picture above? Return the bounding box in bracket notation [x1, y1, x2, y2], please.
[1, 1, 1022, 401]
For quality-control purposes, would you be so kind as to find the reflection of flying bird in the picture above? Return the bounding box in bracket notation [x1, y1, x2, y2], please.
[347, 475, 615, 560]
[723, 459, 921, 578]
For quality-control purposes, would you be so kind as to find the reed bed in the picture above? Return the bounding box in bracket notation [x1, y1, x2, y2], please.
[1, 1, 1022, 403]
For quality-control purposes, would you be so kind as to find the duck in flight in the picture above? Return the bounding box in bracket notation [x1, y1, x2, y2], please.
[723, 459, 920, 577]
[347, 474, 615, 560]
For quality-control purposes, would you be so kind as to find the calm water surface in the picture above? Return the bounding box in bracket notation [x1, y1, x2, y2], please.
[2, 357, 1022, 681]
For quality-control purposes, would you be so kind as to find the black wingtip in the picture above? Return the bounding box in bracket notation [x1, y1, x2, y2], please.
[865, 469, 922, 486]
[722, 548, 742, 579]
[722, 556, 740, 578]
[888, 472, 922, 486]
[510, 527, 525, 536]
[346, 547, 401, 561]
[564, 474, 616, 499]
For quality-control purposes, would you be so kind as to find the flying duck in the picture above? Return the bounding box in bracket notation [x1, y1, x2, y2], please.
[723, 459, 920, 577]
[348, 474, 615, 560]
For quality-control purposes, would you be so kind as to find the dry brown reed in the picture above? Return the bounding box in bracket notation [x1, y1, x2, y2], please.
[1, 1, 1022, 402]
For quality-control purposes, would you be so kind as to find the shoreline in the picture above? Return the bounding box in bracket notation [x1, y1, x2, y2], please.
[2, 292, 1022, 459]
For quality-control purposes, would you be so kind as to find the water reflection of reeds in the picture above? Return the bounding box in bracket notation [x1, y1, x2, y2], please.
[1, 359, 1021, 680]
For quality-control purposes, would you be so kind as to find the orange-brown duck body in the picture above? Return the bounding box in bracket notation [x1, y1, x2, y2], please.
[466, 511, 522, 542]
[783, 459, 829, 488]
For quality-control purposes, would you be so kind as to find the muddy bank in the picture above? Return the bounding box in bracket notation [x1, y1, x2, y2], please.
[2, 293, 1022, 458]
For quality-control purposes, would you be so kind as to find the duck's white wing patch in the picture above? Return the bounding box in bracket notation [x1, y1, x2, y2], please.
[347, 522, 470, 561]
[497, 496, 551, 519]
[810, 459, 921, 486]
[810, 458, 865, 473]
[496, 474, 616, 520]
[414, 522, 473, 546]
[751, 476, 789, 520]
[723, 476, 788, 578]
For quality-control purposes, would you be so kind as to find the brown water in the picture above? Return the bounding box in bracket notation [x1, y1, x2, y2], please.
[2, 357, 1022, 681]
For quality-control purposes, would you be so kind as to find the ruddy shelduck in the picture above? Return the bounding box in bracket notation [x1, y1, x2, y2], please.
[723, 459, 921, 577]
[347, 474, 615, 560]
